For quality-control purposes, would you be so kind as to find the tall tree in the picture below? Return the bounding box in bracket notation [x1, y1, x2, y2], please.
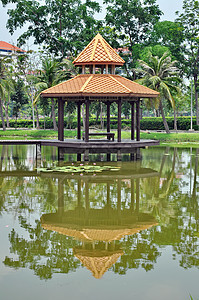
[149, 21, 184, 64]
[0, 57, 13, 131]
[11, 78, 28, 126]
[104, 0, 162, 72]
[175, 0, 199, 124]
[135, 52, 181, 133]
[2, 0, 101, 57]
[33, 57, 72, 131]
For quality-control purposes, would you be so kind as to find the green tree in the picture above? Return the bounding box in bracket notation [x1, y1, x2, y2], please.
[0, 57, 13, 131]
[149, 21, 184, 63]
[135, 52, 181, 133]
[11, 78, 28, 126]
[104, 0, 162, 73]
[2, 0, 101, 57]
[175, 0, 199, 124]
[33, 57, 71, 130]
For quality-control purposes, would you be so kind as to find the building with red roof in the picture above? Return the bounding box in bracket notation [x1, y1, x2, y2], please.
[0, 41, 25, 57]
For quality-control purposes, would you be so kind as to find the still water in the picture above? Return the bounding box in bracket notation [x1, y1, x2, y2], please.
[0, 145, 198, 300]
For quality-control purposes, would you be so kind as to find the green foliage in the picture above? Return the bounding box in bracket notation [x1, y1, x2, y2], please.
[11, 78, 28, 119]
[2, 0, 101, 57]
[139, 45, 171, 65]
[0, 116, 198, 131]
[37, 165, 120, 173]
[149, 21, 184, 63]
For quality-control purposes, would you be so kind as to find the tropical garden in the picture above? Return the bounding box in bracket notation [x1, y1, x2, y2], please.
[0, 0, 199, 137]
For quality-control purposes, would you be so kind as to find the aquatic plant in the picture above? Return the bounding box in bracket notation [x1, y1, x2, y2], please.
[37, 164, 120, 174]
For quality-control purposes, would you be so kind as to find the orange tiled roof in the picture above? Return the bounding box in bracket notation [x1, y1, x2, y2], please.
[73, 33, 125, 66]
[74, 249, 123, 279]
[41, 74, 159, 98]
[0, 41, 25, 52]
[41, 223, 157, 242]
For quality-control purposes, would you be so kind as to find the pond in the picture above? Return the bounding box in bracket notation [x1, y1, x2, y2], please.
[0, 145, 198, 300]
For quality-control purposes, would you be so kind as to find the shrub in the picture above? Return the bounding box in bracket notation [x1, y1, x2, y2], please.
[1, 116, 198, 131]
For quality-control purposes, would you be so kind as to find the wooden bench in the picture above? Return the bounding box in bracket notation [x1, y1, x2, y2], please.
[83, 132, 115, 141]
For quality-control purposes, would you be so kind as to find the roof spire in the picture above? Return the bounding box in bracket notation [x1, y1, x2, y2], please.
[73, 33, 125, 66]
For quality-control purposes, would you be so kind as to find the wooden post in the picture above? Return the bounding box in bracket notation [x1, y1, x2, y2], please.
[85, 99, 89, 142]
[77, 153, 81, 161]
[77, 102, 81, 139]
[131, 101, 135, 140]
[118, 98, 122, 142]
[107, 101, 110, 140]
[136, 100, 140, 141]
[58, 98, 64, 141]
[58, 147, 64, 161]
[107, 153, 111, 161]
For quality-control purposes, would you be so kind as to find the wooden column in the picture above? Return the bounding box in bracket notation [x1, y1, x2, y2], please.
[85, 99, 89, 142]
[77, 102, 81, 140]
[107, 101, 110, 139]
[117, 98, 122, 142]
[58, 98, 64, 141]
[131, 101, 135, 140]
[136, 100, 140, 141]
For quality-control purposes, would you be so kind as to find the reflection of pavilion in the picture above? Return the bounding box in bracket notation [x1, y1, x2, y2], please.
[41, 166, 158, 278]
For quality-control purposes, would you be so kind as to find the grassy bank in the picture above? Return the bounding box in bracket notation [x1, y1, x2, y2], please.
[0, 129, 199, 147]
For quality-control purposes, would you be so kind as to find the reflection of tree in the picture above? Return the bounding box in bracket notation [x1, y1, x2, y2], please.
[112, 233, 160, 274]
[4, 216, 80, 280]
[1, 145, 199, 279]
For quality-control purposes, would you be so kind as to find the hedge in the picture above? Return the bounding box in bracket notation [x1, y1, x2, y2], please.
[1, 116, 199, 131]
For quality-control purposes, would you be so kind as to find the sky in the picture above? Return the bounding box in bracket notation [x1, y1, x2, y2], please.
[0, 0, 184, 48]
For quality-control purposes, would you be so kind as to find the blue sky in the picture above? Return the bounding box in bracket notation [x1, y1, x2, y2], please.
[0, 0, 183, 47]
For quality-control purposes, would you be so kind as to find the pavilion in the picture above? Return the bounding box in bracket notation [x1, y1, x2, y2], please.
[41, 33, 159, 160]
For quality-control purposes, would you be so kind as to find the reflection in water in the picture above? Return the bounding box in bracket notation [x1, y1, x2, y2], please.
[0, 145, 199, 298]
[41, 178, 158, 278]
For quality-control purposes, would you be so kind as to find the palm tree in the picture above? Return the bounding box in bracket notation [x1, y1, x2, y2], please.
[0, 57, 12, 131]
[33, 57, 77, 131]
[135, 52, 181, 133]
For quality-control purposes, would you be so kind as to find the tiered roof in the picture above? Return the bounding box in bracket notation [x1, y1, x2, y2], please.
[41, 33, 159, 99]
[41, 223, 157, 242]
[41, 74, 159, 98]
[73, 33, 125, 66]
[74, 249, 123, 279]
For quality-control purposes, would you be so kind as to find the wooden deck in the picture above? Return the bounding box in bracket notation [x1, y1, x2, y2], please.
[0, 138, 159, 152]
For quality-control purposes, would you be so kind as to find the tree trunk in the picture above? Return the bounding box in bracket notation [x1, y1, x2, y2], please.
[51, 98, 58, 131]
[3, 102, 10, 128]
[159, 99, 170, 133]
[35, 104, 40, 129]
[174, 109, 177, 131]
[0, 98, 6, 131]
[193, 75, 199, 125]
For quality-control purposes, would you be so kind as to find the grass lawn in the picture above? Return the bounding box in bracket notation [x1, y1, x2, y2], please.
[0, 129, 198, 147]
